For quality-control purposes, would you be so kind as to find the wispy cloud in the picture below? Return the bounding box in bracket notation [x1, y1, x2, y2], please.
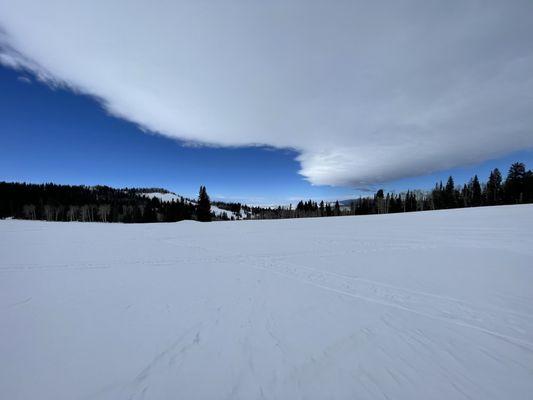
[17, 75, 31, 84]
[1, 1, 532, 186]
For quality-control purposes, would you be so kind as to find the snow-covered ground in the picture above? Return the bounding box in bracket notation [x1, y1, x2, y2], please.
[1, 205, 532, 400]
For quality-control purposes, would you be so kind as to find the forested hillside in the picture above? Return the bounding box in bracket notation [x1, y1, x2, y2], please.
[0, 184, 196, 222]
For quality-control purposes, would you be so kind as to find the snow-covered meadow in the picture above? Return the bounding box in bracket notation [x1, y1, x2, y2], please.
[1, 205, 532, 399]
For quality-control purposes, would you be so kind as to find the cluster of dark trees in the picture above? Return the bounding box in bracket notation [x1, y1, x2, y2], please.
[0, 183, 201, 222]
[430, 163, 532, 209]
[1, 162, 532, 223]
[293, 200, 342, 217]
[212, 201, 243, 216]
[242, 162, 533, 219]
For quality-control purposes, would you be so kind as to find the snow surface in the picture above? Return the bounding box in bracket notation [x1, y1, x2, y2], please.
[1, 205, 533, 400]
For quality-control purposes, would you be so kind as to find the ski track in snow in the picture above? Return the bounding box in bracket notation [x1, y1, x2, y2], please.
[252, 259, 533, 350]
[1, 205, 533, 399]
[4, 252, 531, 347]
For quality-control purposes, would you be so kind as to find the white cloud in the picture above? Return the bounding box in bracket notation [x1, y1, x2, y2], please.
[1, 1, 532, 186]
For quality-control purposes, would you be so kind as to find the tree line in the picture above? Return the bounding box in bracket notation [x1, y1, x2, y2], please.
[0, 183, 202, 223]
[1, 161, 532, 223]
[239, 161, 533, 219]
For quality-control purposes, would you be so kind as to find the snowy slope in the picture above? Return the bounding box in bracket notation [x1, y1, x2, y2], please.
[141, 192, 246, 219]
[210, 205, 246, 220]
[141, 191, 184, 203]
[1, 205, 533, 400]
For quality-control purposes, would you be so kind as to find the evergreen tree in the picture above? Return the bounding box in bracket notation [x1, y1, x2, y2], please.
[395, 194, 403, 213]
[444, 176, 456, 208]
[486, 168, 502, 205]
[471, 175, 482, 207]
[505, 162, 526, 203]
[525, 169, 533, 203]
[334, 201, 341, 216]
[405, 191, 417, 212]
[461, 184, 470, 207]
[196, 186, 212, 222]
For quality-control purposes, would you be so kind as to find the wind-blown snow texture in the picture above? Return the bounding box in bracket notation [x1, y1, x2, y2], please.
[1, 205, 532, 400]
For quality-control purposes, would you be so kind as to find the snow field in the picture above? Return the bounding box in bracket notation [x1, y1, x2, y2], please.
[1, 205, 532, 399]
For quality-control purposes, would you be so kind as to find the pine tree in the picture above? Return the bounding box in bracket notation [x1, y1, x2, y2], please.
[395, 194, 403, 213]
[486, 168, 502, 205]
[445, 176, 456, 208]
[471, 175, 482, 207]
[334, 201, 341, 216]
[505, 162, 526, 203]
[525, 169, 533, 203]
[461, 184, 470, 207]
[196, 186, 212, 222]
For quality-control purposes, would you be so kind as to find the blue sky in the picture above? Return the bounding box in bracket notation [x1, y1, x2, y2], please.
[1, 2, 532, 204]
[0, 65, 349, 204]
[1, 65, 531, 205]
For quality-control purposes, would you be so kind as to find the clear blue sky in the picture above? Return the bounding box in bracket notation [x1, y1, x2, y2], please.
[1, 65, 532, 205]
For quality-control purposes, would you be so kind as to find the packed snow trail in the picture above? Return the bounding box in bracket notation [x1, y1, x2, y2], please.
[1, 205, 533, 399]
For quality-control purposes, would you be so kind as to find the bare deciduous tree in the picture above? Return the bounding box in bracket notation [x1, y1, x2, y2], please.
[98, 204, 111, 222]
[22, 204, 36, 220]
